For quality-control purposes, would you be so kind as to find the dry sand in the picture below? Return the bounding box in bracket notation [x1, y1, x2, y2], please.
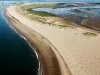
[5, 6, 100, 75]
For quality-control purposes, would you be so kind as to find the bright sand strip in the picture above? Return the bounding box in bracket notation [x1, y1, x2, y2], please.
[6, 6, 100, 75]
[5, 7, 72, 75]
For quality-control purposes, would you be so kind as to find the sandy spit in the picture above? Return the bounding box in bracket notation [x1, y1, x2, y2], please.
[5, 6, 100, 75]
[5, 7, 72, 75]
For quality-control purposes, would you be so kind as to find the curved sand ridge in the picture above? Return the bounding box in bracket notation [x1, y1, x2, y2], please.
[5, 7, 71, 75]
[5, 6, 100, 75]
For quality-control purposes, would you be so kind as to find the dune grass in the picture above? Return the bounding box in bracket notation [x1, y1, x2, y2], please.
[17, 3, 59, 17]
[83, 32, 98, 37]
[0, 3, 2, 8]
[16, 3, 76, 29]
[20, 3, 59, 10]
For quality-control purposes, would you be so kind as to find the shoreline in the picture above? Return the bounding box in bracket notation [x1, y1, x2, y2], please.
[4, 9, 42, 75]
[3, 12, 43, 75]
[5, 7, 72, 75]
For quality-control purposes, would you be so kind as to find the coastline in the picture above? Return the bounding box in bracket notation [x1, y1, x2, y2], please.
[5, 6, 100, 75]
[4, 7, 72, 75]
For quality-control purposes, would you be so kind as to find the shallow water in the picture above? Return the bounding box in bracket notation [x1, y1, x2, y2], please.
[0, 4, 39, 75]
[32, 3, 100, 18]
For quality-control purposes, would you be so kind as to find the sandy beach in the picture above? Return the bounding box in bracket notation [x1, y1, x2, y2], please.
[5, 6, 100, 75]
[5, 7, 72, 75]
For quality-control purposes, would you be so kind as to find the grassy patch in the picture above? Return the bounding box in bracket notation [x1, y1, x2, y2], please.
[16, 3, 76, 29]
[20, 3, 59, 10]
[83, 32, 98, 37]
[27, 8, 56, 17]
[0, 3, 2, 8]
[17, 3, 59, 17]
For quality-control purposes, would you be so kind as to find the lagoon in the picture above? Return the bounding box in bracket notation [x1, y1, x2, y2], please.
[32, 3, 100, 17]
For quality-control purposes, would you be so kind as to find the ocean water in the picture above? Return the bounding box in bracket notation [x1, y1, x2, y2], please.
[0, 5, 39, 75]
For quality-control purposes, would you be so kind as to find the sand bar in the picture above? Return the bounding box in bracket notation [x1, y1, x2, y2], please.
[5, 7, 72, 75]
[5, 6, 100, 75]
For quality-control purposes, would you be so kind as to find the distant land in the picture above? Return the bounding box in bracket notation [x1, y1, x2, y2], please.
[0, 0, 100, 2]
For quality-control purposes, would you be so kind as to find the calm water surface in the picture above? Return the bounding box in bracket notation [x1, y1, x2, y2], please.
[32, 3, 100, 17]
[0, 5, 39, 75]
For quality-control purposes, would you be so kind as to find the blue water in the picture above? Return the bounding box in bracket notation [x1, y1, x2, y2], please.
[32, 3, 100, 17]
[0, 5, 39, 75]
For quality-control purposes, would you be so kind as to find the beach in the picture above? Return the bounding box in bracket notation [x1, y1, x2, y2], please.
[5, 6, 100, 75]
[5, 7, 72, 75]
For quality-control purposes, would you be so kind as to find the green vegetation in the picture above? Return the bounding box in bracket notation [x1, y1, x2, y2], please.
[83, 32, 98, 37]
[20, 3, 59, 11]
[27, 8, 55, 17]
[10, 2, 24, 5]
[0, 3, 2, 8]
[17, 3, 58, 17]
[16, 3, 76, 29]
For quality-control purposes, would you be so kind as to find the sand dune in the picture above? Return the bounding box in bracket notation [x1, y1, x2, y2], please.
[6, 6, 100, 75]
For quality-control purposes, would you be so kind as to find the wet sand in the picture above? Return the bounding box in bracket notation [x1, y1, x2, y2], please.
[81, 17, 100, 31]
